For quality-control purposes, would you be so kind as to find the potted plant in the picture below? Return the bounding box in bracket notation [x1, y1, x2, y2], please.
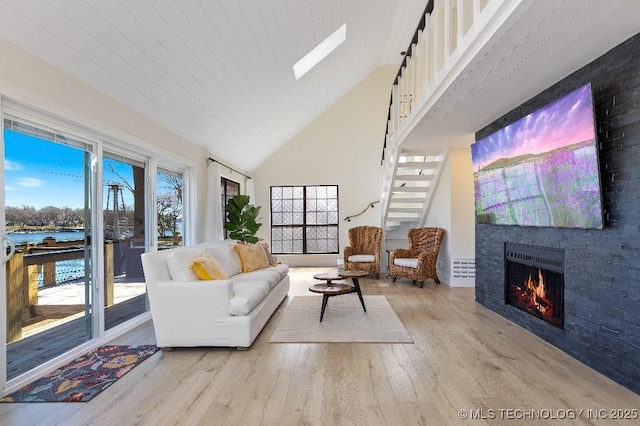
[225, 195, 262, 243]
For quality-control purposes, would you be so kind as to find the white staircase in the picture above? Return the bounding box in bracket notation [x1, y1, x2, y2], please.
[382, 150, 447, 230]
[379, 0, 514, 229]
[378, 0, 515, 282]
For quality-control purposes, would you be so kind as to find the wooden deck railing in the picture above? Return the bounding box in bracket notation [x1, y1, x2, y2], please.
[5, 240, 115, 343]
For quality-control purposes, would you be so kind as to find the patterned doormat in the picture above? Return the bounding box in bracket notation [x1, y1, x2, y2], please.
[0, 345, 159, 402]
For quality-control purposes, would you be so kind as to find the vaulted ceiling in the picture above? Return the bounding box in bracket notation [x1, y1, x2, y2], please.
[0, 0, 426, 171]
[2, 1, 639, 173]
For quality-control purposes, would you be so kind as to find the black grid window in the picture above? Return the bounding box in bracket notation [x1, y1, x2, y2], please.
[221, 177, 240, 238]
[271, 185, 339, 254]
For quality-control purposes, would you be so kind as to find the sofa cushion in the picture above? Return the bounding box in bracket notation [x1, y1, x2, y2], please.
[206, 242, 242, 276]
[229, 281, 269, 316]
[230, 264, 288, 291]
[348, 254, 375, 263]
[191, 253, 229, 280]
[231, 269, 281, 290]
[394, 258, 419, 268]
[233, 243, 270, 273]
[264, 263, 289, 279]
[165, 248, 203, 281]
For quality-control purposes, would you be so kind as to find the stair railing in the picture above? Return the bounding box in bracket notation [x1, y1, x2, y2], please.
[344, 200, 380, 222]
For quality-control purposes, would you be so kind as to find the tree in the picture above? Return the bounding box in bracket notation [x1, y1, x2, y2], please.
[163, 174, 183, 203]
[5, 206, 21, 228]
[156, 171, 183, 241]
[157, 192, 181, 238]
[11, 205, 37, 229]
[39, 206, 61, 228]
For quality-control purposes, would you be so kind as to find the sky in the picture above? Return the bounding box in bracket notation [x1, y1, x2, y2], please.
[4, 129, 134, 209]
[471, 84, 597, 172]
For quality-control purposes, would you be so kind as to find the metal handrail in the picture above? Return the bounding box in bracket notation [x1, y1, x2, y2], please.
[344, 200, 380, 222]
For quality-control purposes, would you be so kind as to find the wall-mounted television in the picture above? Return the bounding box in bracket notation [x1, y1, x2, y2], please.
[471, 83, 603, 229]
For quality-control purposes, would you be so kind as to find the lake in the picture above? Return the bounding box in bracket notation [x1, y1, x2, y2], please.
[7, 231, 86, 246]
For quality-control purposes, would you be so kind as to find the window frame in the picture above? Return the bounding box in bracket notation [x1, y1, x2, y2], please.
[270, 185, 339, 255]
[1, 97, 197, 392]
[156, 165, 186, 247]
[221, 177, 240, 238]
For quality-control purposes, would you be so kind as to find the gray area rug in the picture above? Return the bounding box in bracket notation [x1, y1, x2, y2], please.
[270, 295, 413, 343]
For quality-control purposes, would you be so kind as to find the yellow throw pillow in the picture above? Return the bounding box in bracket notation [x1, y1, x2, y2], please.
[190, 253, 229, 281]
[233, 243, 270, 273]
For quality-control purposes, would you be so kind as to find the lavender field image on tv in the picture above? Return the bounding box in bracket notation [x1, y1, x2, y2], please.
[471, 84, 603, 229]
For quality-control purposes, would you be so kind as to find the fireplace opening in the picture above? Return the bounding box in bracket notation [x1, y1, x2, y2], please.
[505, 243, 564, 329]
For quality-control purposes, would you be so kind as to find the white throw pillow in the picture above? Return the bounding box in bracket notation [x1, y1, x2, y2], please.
[206, 241, 242, 276]
[165, 248, 203, 281]
[348, 254, 375, 263]
[394, 258, 419, 268]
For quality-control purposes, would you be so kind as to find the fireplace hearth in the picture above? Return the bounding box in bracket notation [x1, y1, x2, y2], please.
[505, 243, 564, 329]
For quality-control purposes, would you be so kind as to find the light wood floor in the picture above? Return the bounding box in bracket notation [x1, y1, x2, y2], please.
[2, 267, 639, 425]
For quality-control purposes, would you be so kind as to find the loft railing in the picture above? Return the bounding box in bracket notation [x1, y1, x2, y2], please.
[381, 0, 509, 215]
[382, 0, 506, 161]
[382, 0, 434, 167]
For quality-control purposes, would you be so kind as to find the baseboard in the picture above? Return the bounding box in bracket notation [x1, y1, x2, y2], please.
[446, 278, 476, 287]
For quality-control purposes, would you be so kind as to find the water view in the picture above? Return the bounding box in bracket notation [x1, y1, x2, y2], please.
[8, 230, 85, 246]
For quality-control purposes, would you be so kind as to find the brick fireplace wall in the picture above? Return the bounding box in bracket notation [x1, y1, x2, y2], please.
[475, 34, 640, 394]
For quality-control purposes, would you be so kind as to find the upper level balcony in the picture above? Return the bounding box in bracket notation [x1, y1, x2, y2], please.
[381, 0, 640, 224]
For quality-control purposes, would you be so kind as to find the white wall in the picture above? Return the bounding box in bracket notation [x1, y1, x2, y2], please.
[0, 37, 210, 243]
[252, 66, 397, 266]
[424, 152, 453, 282]
[450, 147, 476, 259]
[424, 146, 476, 286]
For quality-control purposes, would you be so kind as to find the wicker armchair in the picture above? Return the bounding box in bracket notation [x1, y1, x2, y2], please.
[391, 227, 445, 287]
[343, 226, 383, 279]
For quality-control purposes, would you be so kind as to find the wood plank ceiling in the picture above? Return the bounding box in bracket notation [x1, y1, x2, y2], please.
[0, 0, 426, 171]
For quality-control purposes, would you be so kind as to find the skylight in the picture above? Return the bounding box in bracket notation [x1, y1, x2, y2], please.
[293, 23, 347, 80]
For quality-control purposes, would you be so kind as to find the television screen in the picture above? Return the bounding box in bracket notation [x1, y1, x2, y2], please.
[471, 83, 603, 229]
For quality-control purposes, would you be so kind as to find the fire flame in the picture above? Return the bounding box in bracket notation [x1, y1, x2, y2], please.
[514, 269, 554, 317]
[535, 268, 545, 301]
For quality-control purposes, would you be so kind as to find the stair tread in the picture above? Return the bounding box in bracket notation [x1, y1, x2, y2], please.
[397, 161, 439, 168]
[395, 174, 433, 180]
[391, 187, 430, 192]
[389, 197, 426, 202]
[384, 151, 446, 228]
[384, 216, 421, 222]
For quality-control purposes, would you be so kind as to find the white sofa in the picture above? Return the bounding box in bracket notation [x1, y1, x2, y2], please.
[141, 240, 289, 350]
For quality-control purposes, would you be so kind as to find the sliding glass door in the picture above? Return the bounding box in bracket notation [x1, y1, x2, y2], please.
[1, 101, 193, 392]
[3, 116, 95, 381]
[103, 152, 149, 330]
